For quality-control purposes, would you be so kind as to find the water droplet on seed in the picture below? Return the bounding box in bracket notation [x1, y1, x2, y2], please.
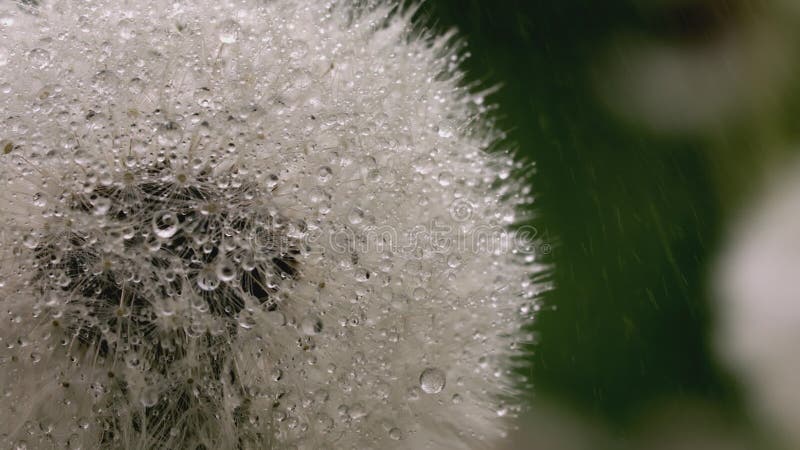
[348, 207, 364, 225]
[218, 19, 240, 44]
[141, 386, 160, 407]
[118, 19, 136, 40]
[317, 166, 332, 183]
[238, 314, 257, 330]
[216, 260, 237, 282]
[153, 211, 179, 239]
[301, 316, 323, 335]
[419, 367, 446, 394]
[28, 48, 51, 69]
[93, 197, 111, 216]
[196, 268, 219, 291]
[156, 121, 182, 147]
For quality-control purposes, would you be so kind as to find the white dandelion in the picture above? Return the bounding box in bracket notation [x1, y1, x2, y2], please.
[0, 0, 543, 449]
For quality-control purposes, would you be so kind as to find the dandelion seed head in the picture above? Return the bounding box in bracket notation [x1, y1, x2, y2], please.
[0, 0, 543, 448]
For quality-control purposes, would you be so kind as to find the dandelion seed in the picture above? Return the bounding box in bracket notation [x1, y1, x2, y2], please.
[0, 0, 544, 448]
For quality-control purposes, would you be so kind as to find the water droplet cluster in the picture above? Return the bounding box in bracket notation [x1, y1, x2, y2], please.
[0, 0, 543, 448]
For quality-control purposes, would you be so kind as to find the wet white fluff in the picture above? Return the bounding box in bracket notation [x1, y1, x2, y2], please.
[0, 1, 542, 448]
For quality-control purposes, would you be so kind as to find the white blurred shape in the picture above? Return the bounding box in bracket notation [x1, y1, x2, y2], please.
[597, 23, 789, 134]
[716, 155, 800, 447]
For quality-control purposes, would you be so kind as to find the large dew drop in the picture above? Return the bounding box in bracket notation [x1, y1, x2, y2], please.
[218, 19, 241, 44]
[152, 210, 179, 239]
[419, 367, 446, 394]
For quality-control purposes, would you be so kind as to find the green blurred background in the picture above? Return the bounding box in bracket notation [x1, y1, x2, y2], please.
[417, 0, 800, 447]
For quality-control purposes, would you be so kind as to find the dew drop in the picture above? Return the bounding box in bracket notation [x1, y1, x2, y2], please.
[125, 353, 141, 369]
[91, 69, 120, 93]
[419, 367, 446, 394]
[347, 207, 364, 225]
[22, 233, 39, 249]
[407, 386, 421, 401]
[156, 121, 182, 147]
[145, 237, 162, 253]
[437, 121, 455, 139]
[447, 254, 462, 268]
[238, 314, 257, 330]
[72, 148, 91, 165]
[437, 171, 453, 187]
[240, 255, 257, 271]
[301, 316, 323, 335]
[152, 210, 179, 239]
[308, 187, 327, 204]
[117, 19, 136, 40]
[28, 48, 51, 69]
[197, 268, 220, 291]
[218, 19, 241, 44]
[317, 166, 332, 183]
[354, 269, 369, 282]
[128, 77, 146, 95]
[194, 87, 213, 108]
[496, 404, 508, 417]
[267, 310, 286, 326]
[93, 197, 111, 216]
[140, 386, 160, 408]
[215, 260, 237, 282]
[349, 404, 366, 419]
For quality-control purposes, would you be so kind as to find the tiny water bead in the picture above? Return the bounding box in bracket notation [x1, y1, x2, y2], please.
[419, 367, 447, 394]
[301, 315, 324, 335]
[215, 259, 237, 282]
[317, 166, 333, 182]
[27, 48, 51, 69]
[152, 210, 179, 238]
[217, 19, 241, 44]
[388, 427, 403, 440]
[140, 386, 161, 408]
[156, 121, 182, 147]
[237, 313, 257, 330]
[196, 267, 221, 291]
[117, 19, 136, 40]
